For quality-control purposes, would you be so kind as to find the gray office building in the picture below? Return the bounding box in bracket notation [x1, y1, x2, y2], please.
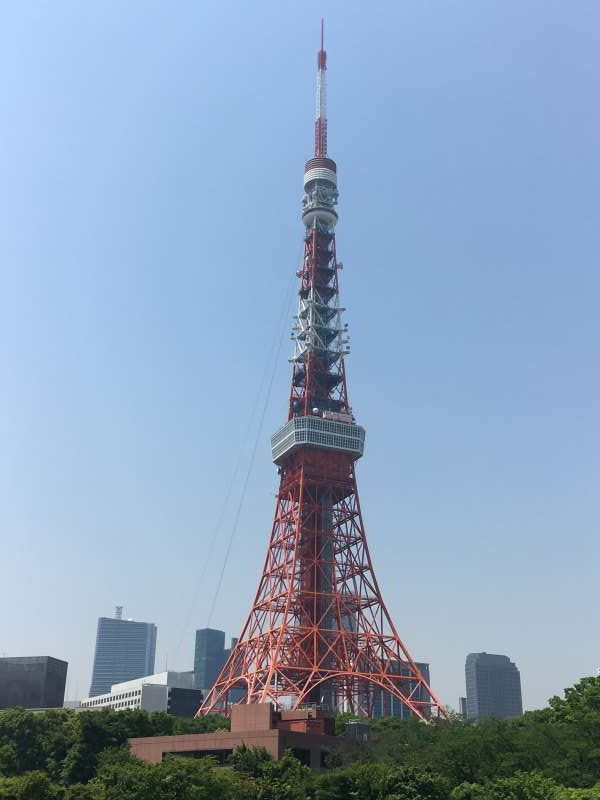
[194, 628, 227, 692]
[465, 652, 523, 721]
[89, 608, 157, 696]
[0, 656, 68, 709]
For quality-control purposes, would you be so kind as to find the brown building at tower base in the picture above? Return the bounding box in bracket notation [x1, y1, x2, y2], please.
[129, 703, 338, 770]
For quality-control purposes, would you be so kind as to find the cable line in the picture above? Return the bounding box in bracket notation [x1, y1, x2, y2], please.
[206, 272, 296, 628]
[174, 262, 297, 656]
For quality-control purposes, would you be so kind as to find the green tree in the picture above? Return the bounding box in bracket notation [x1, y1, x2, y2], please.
[98, 756, 250, 800]
[0, 744, 17, 776]
[172, 715, 230, 734]
[229, 744, 274, 777]
[63, 782, 106, 800]
[315, 768, 353, 800]
[451, 771, 564, 799]
[315, 763, 447, 800]
[60, 708, 177, 785]
[557, 788, 600, 800]
[254, 750, 313, 800]
[0, 709, 76, 779]
[0, 708, 231, 787]
[229, 746, 311, 799]
[548, 677, 600, 722]
[0, 771, 60, 800]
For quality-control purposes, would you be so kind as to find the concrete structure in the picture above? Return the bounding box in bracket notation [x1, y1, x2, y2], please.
[89, 607, 157, 696]
[372, 662, 431, 718]
[0, 656, 68, 709]
[465, 652, 523, 721]
[130, 702, 338, 769]
[459, 696, 467, 718]
[81, 671, 201, 717]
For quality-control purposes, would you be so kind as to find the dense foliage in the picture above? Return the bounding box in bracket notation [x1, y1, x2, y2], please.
[0, 676, 599, 798]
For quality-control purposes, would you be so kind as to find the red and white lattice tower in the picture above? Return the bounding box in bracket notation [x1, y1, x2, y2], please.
[198, 23, 446, 720]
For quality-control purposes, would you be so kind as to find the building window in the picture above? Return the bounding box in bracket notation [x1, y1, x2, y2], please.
[291, 748, 311, 767]
[164, 749, 233, 766]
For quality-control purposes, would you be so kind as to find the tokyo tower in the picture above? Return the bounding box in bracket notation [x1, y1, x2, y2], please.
[199, 23, 446, 720]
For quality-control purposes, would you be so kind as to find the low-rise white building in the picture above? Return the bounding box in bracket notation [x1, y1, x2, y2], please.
[80, 671, 201, 717]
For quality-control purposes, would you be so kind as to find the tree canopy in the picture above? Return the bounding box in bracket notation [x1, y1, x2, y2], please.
[0, 675, 599, 799]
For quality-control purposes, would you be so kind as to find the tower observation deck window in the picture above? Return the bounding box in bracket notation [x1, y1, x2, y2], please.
[271, 415, 365, 464]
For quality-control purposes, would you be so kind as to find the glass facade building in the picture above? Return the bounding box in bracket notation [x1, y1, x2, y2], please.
[194, 629, 227, 692]
[89, 616, 157, 696]
[465, 652, 523, 721]
[372, 661, 431, 719]
[0, 656, 68, 709]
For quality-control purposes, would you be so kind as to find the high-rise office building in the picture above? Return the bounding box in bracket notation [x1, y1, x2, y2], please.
[459, 696, 467, 718]
[372, 662, 431, 719]
[194, 628, 226, 692]
[89, 608, 157, 696]
[193, 629, 241, 696]
[465, 652, 523, 721]
[0, 656, 68, 709]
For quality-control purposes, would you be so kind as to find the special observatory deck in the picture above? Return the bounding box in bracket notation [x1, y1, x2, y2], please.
[271, 414, 365, 465]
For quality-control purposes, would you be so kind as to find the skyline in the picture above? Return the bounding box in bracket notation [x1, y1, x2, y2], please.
[1, 0, 599, 712]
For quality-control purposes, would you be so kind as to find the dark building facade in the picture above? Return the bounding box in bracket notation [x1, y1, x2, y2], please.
[372, 661, 431, 719]
[89, 612, 157, 696]
[465, 652, 523, 721]
[194, 628, 235, 692]
[0, 657, 68, 709]
[167, 687, 205, 718]
[193, 629, 243, 707]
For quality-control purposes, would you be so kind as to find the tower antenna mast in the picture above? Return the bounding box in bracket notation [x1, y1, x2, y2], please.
[315, 18, 328, 157]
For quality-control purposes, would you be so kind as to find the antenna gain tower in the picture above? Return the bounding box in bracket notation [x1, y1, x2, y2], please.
[198, 24, 446, 720]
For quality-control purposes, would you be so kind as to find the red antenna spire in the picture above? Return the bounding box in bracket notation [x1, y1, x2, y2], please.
[315, 18, 328, 157]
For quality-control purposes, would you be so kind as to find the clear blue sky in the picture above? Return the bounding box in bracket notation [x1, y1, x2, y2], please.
[1, 0, 598, 710]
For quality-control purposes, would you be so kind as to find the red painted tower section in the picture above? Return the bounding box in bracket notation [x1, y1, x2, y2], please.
[198, 25, 447, 720]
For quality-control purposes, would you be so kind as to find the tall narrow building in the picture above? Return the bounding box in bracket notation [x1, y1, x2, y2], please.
[89, 607, 157, 697]
[465, 652, 523, 720]
[194, 628, 226, 692]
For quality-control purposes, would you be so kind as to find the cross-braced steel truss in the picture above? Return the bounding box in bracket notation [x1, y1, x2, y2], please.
[198, 452, 446, 720]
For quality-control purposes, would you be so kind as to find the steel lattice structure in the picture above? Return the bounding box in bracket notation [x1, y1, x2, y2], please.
[198, 23, 447, 721]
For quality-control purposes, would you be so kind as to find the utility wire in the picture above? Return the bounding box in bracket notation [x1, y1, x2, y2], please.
[174, 263, 297, 656]
[206, 272, 296, 628]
